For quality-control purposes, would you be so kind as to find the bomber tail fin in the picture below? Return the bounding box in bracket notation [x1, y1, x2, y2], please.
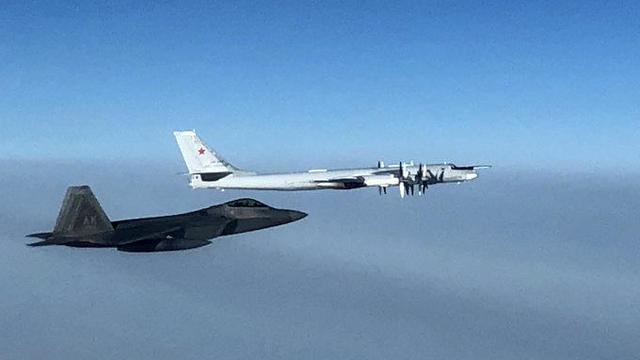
[53, 186, 113, 236]
[173, 130, 239, 175]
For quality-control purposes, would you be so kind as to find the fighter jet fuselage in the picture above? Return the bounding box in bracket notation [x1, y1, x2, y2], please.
[27, 186, 306, 252]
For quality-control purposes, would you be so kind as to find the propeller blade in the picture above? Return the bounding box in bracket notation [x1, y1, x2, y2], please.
[399, 161, 409, 179]
[399, 182, 405, 198]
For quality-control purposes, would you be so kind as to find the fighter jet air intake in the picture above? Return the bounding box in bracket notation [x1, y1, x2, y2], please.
[174, 130, 490, 197]
[26, 186, 307, 252]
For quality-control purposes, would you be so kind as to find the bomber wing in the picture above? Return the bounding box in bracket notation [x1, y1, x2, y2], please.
[313, 176, 366, 189]
[313, 175, 398, 189]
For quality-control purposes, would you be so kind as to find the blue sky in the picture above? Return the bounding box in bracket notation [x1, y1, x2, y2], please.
[1, 3, 640, 358]
[1, 1, 638, 169]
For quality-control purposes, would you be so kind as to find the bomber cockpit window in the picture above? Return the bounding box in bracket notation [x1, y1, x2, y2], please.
[227, 199, 267, 208]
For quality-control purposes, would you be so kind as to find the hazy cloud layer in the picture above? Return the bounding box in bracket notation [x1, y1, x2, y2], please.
[1, 160, 638, 359]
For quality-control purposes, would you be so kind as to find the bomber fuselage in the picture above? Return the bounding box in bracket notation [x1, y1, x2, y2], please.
[189, 163, 480, 190]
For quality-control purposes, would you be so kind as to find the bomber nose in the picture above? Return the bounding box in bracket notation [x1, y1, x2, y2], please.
[288, 210, 308, 222]
[465, 173, 478, 180]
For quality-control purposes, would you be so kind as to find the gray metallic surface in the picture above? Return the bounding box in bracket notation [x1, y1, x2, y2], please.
[26, 186, 306, 252]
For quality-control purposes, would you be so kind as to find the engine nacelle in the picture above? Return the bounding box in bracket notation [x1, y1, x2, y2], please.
[364, 175, 399, 187]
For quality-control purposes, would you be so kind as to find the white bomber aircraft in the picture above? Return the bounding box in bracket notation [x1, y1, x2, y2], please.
[174, 130, 490, 198]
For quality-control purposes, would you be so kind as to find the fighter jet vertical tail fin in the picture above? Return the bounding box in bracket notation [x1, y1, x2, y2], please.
[173, 130, 239, 174]
[53, 186, 113, 236]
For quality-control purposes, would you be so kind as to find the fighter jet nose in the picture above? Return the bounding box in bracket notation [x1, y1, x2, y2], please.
[288, 210, 308, 222]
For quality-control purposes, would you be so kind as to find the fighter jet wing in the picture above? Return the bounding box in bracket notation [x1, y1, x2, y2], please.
[118, 226, 184, 245]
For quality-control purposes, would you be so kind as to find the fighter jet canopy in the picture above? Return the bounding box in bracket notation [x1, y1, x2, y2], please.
[225, 198, 268, 208]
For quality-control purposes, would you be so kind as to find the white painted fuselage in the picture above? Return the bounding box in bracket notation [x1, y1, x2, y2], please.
[173, 130, 487, 196]
[188, 164, 478, 191]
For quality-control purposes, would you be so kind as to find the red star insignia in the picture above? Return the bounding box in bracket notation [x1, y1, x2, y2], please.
[198, 147, 206, 155]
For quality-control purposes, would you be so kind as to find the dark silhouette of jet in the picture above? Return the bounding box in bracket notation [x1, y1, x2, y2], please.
[26, 186, 307, 252]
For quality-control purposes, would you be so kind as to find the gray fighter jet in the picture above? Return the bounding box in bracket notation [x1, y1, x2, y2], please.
[26, 186, 307, 252]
